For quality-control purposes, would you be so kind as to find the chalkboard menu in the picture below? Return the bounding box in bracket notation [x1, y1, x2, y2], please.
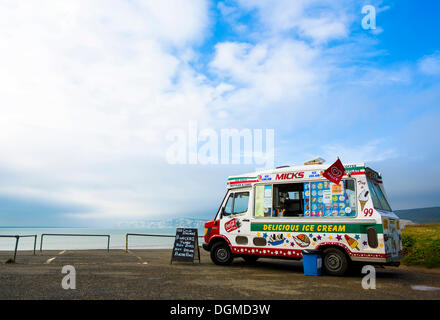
[171, 228, 200, 264]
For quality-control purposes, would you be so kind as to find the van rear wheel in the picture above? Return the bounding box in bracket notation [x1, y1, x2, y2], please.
[322, 247, 349, 276]
[211, 242, 233, 266]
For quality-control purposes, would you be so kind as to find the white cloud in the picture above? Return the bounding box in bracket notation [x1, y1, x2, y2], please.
[236, 0, 351, 42]
[209, 39, 325, 120]
[348, 66, 412, 86]
[0, 0, 216, 221]
[418, 52, 440, 75]
[298, 16, 348, 42]
[320, 140, 397, 164]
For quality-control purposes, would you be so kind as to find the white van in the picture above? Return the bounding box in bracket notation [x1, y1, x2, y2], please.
[202, 162, 402, 275]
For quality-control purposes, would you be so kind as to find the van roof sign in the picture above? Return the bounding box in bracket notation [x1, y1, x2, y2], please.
[226, 163, 366, 188]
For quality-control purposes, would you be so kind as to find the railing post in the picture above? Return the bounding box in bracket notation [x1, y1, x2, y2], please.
[13, 236, 19, 262]
[107, 236, 110, 252]
[126, 234, 129, 253]
[33, 235, 37, 255]
[40, 234, 44, 254]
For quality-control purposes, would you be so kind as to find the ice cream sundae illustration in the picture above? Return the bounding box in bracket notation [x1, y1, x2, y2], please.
[359, 190, 369, 211]
[292, 234, 311, 247]
[268, 234, 285, 246]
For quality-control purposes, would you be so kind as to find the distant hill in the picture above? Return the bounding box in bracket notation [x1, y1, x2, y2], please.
[394, 207, 440, 224]
[117, 217, 206, 229]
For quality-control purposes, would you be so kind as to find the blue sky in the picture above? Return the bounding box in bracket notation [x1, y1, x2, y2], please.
[0, 0, 439, 227]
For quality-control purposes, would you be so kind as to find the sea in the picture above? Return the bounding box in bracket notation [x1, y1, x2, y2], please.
[0, 227, 205, 251]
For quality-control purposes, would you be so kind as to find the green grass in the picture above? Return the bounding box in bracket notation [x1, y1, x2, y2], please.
[401, 223, 440, 268]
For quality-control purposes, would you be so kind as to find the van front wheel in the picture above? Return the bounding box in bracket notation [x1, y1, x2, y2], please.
[322, 248, 349, 276]
[211, 242, 233, 266]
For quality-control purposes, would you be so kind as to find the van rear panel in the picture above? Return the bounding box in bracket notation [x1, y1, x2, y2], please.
[382, 215, 403, 260]
[365, 167, 402, 261]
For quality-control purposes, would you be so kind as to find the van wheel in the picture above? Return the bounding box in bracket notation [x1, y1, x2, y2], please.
[243, 256, 259, 264]
[211, 242, 233, 266]
[322, 248, 349, 276]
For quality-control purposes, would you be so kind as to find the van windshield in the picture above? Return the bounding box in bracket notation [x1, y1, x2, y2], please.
[366, 178, 392, 212]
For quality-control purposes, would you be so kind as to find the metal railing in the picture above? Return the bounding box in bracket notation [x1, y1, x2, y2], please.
[0, 235, 37, 262]
[125, 233, 204, 252]
[39, 234, 110, 253]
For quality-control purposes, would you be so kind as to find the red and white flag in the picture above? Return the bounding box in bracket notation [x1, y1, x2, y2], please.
[323, 158, 345, 184]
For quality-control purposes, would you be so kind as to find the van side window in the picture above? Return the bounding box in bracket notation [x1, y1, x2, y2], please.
[224, 192, 250, 217]
[254, 180, 357, 218]
[273, 183, 304, 217]
[254, 185, 272, 217]
[304, 180, 356, 217]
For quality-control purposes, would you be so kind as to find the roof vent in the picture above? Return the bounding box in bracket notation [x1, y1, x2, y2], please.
[304, 157, 325, 165]
[276, 165, 290, 169]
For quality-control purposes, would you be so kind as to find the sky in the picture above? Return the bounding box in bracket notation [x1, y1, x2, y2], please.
[0, 0, 439, 227]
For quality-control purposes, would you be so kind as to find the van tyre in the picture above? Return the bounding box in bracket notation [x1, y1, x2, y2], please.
[322, 247, 349, 276]
[211, 242, 233, 266]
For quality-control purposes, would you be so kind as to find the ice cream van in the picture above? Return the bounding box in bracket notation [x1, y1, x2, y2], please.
[202, 161, 402, 276]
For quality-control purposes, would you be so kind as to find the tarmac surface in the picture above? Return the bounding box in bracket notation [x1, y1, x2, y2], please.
[1, 249, 440, 300]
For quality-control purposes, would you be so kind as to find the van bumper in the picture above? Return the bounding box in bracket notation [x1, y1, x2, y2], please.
[351, 254, 402, 266]
[384, 254, 402, 266]
[202, 243, 210, 251]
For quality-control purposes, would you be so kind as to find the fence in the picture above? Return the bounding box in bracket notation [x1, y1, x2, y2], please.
[39, 234, 111, 253]
[2, 233, 205, 256]
[0, 235, 37, 262]
[125, 233, 204, 252]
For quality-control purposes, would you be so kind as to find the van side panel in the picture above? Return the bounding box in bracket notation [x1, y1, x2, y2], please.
[208, 164, 399, 265]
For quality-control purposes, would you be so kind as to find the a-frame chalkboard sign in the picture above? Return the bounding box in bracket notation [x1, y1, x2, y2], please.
[170, 228, 201, 264]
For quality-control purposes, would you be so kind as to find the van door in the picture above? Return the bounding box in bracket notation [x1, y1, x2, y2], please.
[220, 189, 251, 247]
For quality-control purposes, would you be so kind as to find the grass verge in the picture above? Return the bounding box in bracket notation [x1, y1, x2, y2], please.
[402, 223, 440, 268]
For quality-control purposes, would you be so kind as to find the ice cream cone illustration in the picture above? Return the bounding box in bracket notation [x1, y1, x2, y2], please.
[359, 190, 369, 211]
[344, 235, 360, 251]
[359, 200, 367, 211]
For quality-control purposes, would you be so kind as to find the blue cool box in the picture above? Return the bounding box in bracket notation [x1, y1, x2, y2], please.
[302, 250, 322, 276]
